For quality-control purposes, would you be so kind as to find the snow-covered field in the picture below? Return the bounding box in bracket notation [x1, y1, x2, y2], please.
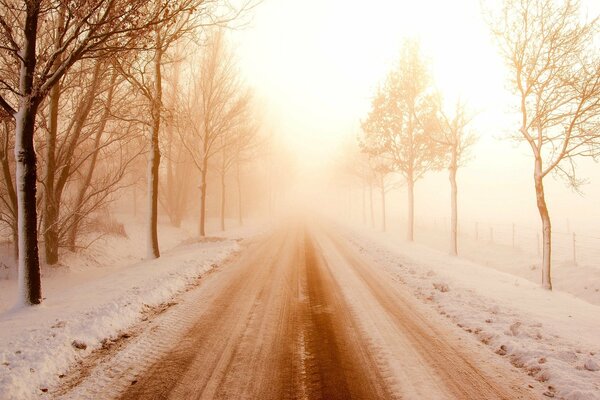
[342, 223, 600, 400]
[0, 215, 263, 399]
[410, 221, 600, 307]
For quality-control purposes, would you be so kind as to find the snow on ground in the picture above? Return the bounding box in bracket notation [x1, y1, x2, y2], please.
[0, 214, 264, 399]
[409, 221, 600, 307]
[342, 223, 600, 400]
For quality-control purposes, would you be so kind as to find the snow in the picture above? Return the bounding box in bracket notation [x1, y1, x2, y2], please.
[341, 223, 600, 400]
[0, 215, 263, 399]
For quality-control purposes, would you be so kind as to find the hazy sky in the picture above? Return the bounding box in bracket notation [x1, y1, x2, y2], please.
[232, 0, 600, 230]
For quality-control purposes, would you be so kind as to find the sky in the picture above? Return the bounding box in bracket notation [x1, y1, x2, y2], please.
[231, 0, 600, 231]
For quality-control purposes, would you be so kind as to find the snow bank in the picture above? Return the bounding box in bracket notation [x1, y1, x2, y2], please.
[343, 225, 600, 400]
[0, 218, 262, 399]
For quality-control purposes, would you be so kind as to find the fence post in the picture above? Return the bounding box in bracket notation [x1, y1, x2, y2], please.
[572, 232, 577, 266]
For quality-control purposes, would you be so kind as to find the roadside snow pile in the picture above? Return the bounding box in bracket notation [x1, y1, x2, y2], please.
[0, 238, 243, 399]
[343, 226, 600, 400]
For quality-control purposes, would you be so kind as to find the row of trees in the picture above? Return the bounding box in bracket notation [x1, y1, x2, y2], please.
[0, 0, 260, 306]
[352, 0, 599, 290]
[357, 39, 477, 257]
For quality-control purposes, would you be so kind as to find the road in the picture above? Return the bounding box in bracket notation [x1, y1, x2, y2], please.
[58, 223, 538, 400]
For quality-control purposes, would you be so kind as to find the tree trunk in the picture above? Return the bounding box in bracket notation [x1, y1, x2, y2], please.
[147, 38, 163, 259]
[12, 228, 18, 263]
[199, 167, 207, 237]
[15, 3, 42, 305]
[1, 121, 18, 258]
[42, 5, 64, 266]
[380, 176, 386, 232]
[43, 78, 60, 265]
[534, 158, 552, 290]
[407, 170, 415, 241]
[15, 102, 41, 305]
[449, 145, 458, 256]
[220, 172, 226, 231]
[67, 68, 117, 251]
[236, 161, 243, 226]
[449, 165, 458, 256]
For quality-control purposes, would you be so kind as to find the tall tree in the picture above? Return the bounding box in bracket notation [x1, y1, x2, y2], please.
[115, 0, 200, 258]
[433, 96, 477, 256]
[361, 39, 445, 241]
[0, 0, 170, 305]
[159, 52, 194, 228]
[180, 29, 250, 237]
[490, 0, 600, 290]
[216, 116, 259, 230]
[0, 116, 16, 258]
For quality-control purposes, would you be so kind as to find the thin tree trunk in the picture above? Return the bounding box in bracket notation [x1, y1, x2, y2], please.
[407, 170, 415, 241]
[43, 81, 60, 265]
[15, 3, 42, 305]
[220, 159, 226, 231]
[147, 37, 163, 259]
[1, 121, 18, 258]
[220, 175, 225, 231]
[67, 69, 117, 251]
[42, 6, 64, 266]
[534, 158, 552, 290]
[236, 161, 243, 226]
[380, 176, 386, 232]
[449, 160, 458, 256]
[199, 167, 207, 237]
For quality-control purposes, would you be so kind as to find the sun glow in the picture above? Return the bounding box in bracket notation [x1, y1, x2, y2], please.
[234, 0, 511, 162]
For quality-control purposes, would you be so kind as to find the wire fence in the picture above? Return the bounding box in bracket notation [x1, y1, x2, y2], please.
[422, 217, 600, 269]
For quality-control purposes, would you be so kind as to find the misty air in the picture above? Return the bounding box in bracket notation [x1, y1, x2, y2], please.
[1, 0, 599, 399]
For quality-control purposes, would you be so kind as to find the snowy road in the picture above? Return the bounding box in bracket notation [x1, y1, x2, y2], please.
[57, 222, 538, 399]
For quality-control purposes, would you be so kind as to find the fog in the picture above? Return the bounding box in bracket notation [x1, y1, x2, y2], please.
[232, 0, 600, 233]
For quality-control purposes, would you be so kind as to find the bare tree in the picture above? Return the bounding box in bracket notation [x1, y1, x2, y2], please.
[0, 0, 175, 305]
[159, 53, 195, 228]
[39, 58, 109, 265]
[64, 68, 145, 251]
[216, 115, 259, 230]
[490, 0, 600, 290]
[114, 0, 204, 259]
[361, 39, 445, 241]
[180, 29, 251, 237]
[433, 96, 477, 256]
[0, 117, 17, 257]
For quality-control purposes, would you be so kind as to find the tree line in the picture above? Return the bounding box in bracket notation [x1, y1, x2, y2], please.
[0, 0, 263, 306]
[350, 0, 599, 290]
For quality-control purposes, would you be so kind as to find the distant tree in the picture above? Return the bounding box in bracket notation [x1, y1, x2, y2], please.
[490, 0, 600, 290]
[215, 116, 260, 230]
[337, 138, 371, 226]
[372, 162, 394, 232]
[361, 39, 446, 241]
[180, 30, 251, 236]
[432, 96, 477, 256]
[160, 55, 194, 228]
[115, 0, 205, 259]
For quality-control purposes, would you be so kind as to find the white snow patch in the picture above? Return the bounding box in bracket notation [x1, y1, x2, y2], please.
[0, 216, 264, 399]
[341, 223, 600, 400]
